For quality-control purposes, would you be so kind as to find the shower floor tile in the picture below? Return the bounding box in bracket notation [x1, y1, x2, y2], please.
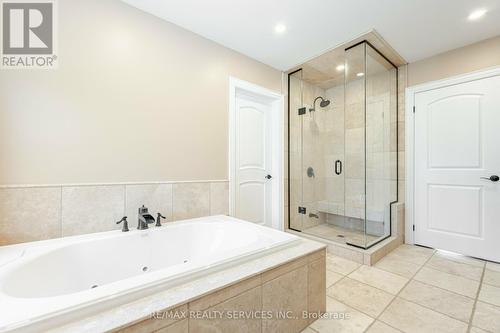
[301, 223, 380, 246]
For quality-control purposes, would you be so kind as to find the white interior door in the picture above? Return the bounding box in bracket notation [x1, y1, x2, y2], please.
[414, 75, 500, 262]
[234, 92, 273, 226]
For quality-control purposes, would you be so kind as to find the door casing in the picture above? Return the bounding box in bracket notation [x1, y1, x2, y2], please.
[229, 77, 284, 230]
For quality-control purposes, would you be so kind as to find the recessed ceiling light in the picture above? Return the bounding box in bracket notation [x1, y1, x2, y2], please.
[356, 72, 365, 77]
[336, 65, 345, 71]
[274, 24, 286, 34]
[468, 9, 487, 21]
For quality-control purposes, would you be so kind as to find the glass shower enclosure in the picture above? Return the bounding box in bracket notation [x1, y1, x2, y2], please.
[288, 41, 398, 249]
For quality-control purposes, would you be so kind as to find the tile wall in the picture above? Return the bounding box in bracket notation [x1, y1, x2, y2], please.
[0, 181, 229, 246]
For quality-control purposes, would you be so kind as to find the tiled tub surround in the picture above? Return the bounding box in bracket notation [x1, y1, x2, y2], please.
[113, 249, 326, 333]
[0, 181, 229, 246]
[31, 240, 326, 333]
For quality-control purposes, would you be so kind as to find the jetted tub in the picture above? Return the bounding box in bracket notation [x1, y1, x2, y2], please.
[0, 215, 299, 332]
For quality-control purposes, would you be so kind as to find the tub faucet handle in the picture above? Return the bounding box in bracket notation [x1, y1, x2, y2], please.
[116, 216, 129, 232]
[156, 213, 166, 227]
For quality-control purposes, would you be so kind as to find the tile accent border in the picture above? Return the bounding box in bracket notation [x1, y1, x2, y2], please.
[0, 180, 229, 246]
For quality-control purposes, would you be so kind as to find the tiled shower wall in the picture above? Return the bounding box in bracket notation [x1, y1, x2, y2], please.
[0, 181, 229, 246]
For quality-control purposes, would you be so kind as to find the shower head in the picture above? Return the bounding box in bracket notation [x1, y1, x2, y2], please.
[310, 96, 331, 112]
[320, 99, 330, 108]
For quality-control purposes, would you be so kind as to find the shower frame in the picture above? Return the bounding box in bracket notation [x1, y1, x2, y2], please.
[286, 40, 399, 250]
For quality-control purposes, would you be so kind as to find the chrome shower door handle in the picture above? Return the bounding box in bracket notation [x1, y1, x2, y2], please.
[335, 160, 342, 175]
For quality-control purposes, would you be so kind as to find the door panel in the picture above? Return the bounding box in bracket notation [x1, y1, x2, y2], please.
[238, 181, 266, 224]
[427, 185, 482, 237]
[235, 95, 272, 227]
[427, 95, 481, 168]
[239, 106, 266, 169]
[414, 75, 500, 262]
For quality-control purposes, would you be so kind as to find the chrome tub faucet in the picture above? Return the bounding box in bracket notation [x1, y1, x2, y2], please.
[137, 205, 155, 230]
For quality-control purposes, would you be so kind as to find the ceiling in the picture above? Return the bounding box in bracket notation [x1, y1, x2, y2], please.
[121, 0, 500, 71]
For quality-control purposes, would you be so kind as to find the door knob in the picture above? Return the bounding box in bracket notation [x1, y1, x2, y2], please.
[265, 174, 273, 180]
[480, 175, 499, 182]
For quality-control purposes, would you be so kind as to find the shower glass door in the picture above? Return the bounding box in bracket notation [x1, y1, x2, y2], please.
[288, 68, 330, 233]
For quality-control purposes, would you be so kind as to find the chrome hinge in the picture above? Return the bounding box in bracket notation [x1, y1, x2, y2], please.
[298, 206, 306, 214]
[412, 224, 415, 231]
[413, 106, 416, 113]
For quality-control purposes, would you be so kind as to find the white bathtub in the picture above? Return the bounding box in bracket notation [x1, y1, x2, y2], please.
[0, 215, 299, 332]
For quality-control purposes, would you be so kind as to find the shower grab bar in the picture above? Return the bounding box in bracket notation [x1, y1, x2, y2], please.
[335, 160, 342, 175]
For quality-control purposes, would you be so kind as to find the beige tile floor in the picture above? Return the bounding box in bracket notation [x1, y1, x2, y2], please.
[303, 244, 500, 333]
